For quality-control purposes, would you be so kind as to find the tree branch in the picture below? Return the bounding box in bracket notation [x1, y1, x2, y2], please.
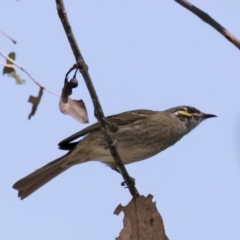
[0, 30, 17, 44]
[174, 0, 240, 49]
[0, 51, 59, 96]
[55, 0, 139, 197]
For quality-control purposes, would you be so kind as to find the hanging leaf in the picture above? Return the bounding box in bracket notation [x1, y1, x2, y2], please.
[59, 77, 88, 123]
[28, 87, 44, 119]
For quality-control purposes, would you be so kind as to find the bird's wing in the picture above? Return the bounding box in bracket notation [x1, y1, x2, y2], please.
[58, 109, 156, 146]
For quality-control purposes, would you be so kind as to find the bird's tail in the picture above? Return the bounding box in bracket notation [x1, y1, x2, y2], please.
[13, 153, 72, 200]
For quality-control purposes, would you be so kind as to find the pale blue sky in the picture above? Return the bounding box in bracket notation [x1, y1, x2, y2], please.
[1, 1, 240, 239]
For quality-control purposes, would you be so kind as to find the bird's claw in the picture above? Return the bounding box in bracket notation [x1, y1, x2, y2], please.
[111, 140, 118, 148]
[121, 177, 135, 188]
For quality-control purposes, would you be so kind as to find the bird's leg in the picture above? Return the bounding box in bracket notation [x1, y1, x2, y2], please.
[103, 140, 118, 149]
[110, 166, 135, 188]
[121, 177, 135, 188]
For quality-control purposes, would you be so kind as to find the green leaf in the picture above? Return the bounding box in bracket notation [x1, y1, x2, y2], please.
[3, 52, 16, 75]
[6, 52, 15, 64]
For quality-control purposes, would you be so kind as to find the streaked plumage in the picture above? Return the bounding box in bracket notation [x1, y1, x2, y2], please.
[13, 106, 216, 199]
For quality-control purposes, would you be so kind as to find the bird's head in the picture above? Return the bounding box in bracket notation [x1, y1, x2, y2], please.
[165, 106, 217, 133]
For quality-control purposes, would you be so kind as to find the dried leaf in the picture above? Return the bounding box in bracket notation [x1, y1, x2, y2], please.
[114, 195, 169, 240]
[8, 71, 25, 84]
[28, 87, 44, 119]
[59, 77, 88, 123]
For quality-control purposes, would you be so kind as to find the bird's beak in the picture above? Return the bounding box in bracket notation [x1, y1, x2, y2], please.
[201, 113, 217, 119]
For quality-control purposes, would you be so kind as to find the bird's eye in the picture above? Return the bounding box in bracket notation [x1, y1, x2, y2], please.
[187, 109, 192, 113]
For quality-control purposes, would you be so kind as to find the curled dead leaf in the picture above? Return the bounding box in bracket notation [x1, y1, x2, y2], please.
[59, 98, 88, 123]
[59, 77, 88, 123]
[28, 87, 44, 119]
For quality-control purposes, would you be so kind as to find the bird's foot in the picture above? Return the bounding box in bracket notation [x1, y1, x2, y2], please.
[121, 177, 135, 188]
[103, 140, 118, 149]
[111, 140, 118, 148]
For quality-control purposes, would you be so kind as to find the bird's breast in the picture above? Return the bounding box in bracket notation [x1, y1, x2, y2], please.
[90, 118, 185, 164]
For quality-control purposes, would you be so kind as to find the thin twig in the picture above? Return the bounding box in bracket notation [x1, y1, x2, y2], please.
[55, 0, 139, 197]
[0, 62, 14, 68]
[174, 0, 240, 49]
[0, 51, 60, 96]
[0, 30, 17, 44]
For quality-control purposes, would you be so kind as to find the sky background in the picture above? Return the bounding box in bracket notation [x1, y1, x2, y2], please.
[1, 1, 240, 239]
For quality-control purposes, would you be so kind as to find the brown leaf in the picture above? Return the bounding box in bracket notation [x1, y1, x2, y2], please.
[8, 71, 25, 84]
[114, 195, 169, 240]
[59, 98, 88, 123]
[59, 77, 88, 123]
[28, 87, 43, 119]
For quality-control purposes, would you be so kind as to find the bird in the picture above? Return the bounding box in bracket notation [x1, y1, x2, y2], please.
[13, 106, 216, 199]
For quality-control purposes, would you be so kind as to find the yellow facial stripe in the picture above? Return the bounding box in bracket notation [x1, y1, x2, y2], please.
[177, 110, 201, 117]
[177, 110, 192, 117]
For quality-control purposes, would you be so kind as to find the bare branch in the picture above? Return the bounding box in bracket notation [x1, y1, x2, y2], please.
[0, 62, 14, 68]
[0, 30, 17, 44]
[0, 51, 60, 96]
[55, 0, 139, 197]
[174, 0, 240, 49]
